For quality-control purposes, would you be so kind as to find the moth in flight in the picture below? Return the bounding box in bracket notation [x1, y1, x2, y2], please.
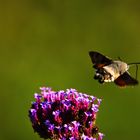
[89, 51, 140, 87]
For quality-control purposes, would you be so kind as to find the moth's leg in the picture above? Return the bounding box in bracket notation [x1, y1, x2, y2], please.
[98, 76, 104, 84]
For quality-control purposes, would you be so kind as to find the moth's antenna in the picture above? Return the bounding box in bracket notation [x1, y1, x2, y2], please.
[117, 57, 122, 61]
[128, 62, 140, 65]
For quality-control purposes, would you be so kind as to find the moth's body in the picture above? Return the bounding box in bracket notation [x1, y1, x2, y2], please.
[103, 61, 129, 81]
[89, 51, 138, 87]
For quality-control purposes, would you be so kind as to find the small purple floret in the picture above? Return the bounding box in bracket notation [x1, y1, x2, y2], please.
[29, 87, 104, 139]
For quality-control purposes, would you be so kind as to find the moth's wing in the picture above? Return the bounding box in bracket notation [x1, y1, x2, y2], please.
[114, 72, 138, 87]
[89, 51, 112, 69]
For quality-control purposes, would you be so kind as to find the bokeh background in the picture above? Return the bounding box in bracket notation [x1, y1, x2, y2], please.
[0, 0, 140, 140]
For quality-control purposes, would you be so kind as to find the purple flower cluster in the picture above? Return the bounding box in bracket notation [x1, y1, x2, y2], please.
[29, 87, 104, 140]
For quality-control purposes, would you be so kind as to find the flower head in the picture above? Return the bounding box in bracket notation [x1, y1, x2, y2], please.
[29, 87, 104, 140]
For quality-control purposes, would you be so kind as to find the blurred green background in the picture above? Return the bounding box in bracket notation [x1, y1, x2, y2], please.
[0, 0, 140, 140]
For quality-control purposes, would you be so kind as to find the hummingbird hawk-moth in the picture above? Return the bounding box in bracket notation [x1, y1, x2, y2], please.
[89, 51, 139, 87]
